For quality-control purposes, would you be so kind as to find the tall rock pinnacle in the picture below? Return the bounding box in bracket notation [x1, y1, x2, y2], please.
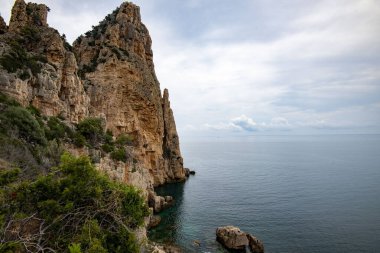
[0, 1, 186, 195]
[9, 0, 49, 32]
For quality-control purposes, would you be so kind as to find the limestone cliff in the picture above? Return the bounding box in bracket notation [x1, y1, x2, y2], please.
[0, 16, 7, 34]
[0, 0, 186, 197]
[0, 0, 89, 122]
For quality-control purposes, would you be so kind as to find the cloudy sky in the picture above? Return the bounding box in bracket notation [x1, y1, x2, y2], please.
[1, 0, 380, 140]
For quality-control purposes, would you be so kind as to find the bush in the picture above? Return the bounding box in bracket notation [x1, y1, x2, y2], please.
[110, 148, 128, 162]
[73, 132, 87, 147]
[19, 26, 41, 45]
[77, 118, 104, 147]
[0, 41, 43, 77]
[101, 143, 114, 153]
[0, 168, 20, 186]
[0, 152, 148, 252]
[26, 105, 41, 116]
[0, 106, 46, 145]
[115, 133, 134, 146]
[0, 92, 20, 106]
[46, 116, 72, 141]
[0, 134, 39, 172]
[68, 243, 82, 253]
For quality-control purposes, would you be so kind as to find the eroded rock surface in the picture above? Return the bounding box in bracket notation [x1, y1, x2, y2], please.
[9, 0, 48, 32]
[216, 226, 249, 250]
[247, 234, 265, 253]
[0, 0, 186, 198]
[0, 16, 7, 34]
[73, 2, 186, 189]
[216, 226, 265, 253]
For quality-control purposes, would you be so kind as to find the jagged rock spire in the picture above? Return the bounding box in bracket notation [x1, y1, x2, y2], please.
[0, 15, 7, 34]
[162, 89, 185, 180]
[9, 0, 49, 32]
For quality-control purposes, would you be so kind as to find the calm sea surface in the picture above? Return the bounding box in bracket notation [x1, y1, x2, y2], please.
[148, 135, 380, 253]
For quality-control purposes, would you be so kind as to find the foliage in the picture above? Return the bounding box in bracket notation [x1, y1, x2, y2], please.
[73, 132, 87, 148]
[0, 106, 46, 146]
[101, 143, 114, 153]
[0, 41, 42, 78]
[77, 51, 100, 78]
[0, 152, 148, 252]
[0, 94, 62, 172]
[0, 93, 20, 107]
[61, 34, 73, 52]
[68, 243, 82, 253]
[104, 130, 113, 144]
[45, 117, 73, 141]
[0, 168, 20, 187]
[19, 26, 41, 45]
[76, 118, 104, 147]
[115, 133, 134, 146]
[110, 148, 128, 162]
[26, 105, 41, 117]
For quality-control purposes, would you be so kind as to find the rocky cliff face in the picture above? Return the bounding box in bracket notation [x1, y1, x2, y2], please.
[9, 0, 48, 32]
[0, 0, 186, 196]
[0, 16, 7, 34]
[0, 0, 89, 123]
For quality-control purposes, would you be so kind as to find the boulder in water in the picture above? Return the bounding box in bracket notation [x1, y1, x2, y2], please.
[216, 226, 265, 252]
[216, 226, 249, 250]
[247, 234, 264, 253]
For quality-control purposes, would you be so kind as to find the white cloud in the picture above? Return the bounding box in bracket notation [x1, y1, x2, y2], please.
[231, 115, 258, 132]
[1, 0, 379, 138]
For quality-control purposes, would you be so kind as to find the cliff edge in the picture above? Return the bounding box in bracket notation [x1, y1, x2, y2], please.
[0, 1, 185, 197]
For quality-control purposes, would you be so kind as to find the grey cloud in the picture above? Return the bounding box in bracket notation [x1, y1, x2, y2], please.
[1, 0, 379, 139]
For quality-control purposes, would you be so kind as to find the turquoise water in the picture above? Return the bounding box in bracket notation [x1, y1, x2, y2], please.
[148, 135, 380, 253]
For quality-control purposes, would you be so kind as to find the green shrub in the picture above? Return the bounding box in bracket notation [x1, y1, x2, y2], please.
[101, 143, 114, 153]
[115, 133, 134, 146]
[0, 134, 39, 171]
[26, 105, 41, 116]
[20, 26, 41, 45]
[0, 168, 20, 186]
[104, 130, 113, 143]
[18, 70, 30, 80]
[110, 148, 127, 162]
[0, 41, 43, 77]
[0, 152, 148, 252]
[0, 242, 22, 253]
[0, 106, 46, 145]
[0, 50, 25, 73]
[0, 92, 20, 106]
[77, 118, 104, 147]
[46, 116, 72, 141]
[68, 243, 82, 253]
[73, 132, 87, 147]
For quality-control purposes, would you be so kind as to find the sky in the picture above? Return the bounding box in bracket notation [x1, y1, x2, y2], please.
[1, 0, 380, 140]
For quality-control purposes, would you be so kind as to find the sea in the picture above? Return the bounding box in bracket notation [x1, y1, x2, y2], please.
[148, 134, 380, 253]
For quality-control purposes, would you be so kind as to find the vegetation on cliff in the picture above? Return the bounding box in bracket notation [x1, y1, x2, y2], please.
[0, 0, 188, 250]
[0, 93, 149, 252]
[0, 153, 149, 253]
